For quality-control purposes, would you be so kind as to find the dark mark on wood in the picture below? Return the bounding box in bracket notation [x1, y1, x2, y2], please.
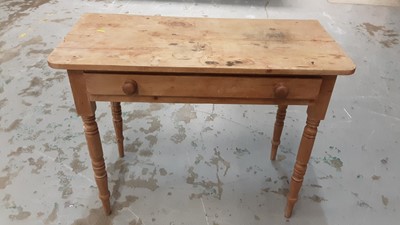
[205, 61, 219, 65]
[226, 60, 243, 66]
[191, 43, 206, 51]
[160, 20, 193, 28]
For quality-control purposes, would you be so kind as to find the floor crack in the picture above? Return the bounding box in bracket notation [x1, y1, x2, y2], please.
[265, 0, 271, 18]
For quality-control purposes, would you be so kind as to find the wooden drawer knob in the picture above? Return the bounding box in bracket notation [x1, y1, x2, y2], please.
[274, 83, 289, 98]
[122, 80, 138, 95]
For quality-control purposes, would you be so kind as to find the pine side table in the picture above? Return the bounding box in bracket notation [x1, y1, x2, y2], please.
[48, 13, 355, 218]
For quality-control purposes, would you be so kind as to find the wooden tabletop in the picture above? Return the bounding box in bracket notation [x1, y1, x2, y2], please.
[48, 13, 355, 75]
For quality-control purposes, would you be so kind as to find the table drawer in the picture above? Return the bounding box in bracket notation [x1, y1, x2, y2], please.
[85, 73, 322, 100]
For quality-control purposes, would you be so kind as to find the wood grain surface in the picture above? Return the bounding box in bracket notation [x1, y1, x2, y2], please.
[48, 13, 356, 75]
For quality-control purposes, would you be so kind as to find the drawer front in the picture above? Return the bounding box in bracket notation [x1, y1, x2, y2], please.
[85, 73, 322, 100]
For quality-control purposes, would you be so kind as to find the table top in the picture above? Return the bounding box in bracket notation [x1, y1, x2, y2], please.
[48, 13, 355, 76]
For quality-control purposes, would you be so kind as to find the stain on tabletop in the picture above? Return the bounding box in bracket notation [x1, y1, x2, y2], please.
[191, 42, 207, 52]
[159, 20, 194, 28]
[205, 60, 219, 65]
[226, 60, 243, 66]
[244, 31, 288, 42]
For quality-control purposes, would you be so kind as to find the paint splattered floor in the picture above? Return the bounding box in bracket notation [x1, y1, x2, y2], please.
[1, 0, 399, 224]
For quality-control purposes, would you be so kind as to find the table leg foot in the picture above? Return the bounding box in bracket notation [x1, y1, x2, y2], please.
[82, 114, 111, 215]
[286, 117, 320, 217]
[101, 194, 112, 215]
[111, 102, 124, 158]
[270, 105, 287, 160]
[284, 201, 295, 218]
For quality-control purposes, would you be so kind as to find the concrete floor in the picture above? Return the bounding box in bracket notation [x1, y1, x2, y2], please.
[1, 0, 399, 224]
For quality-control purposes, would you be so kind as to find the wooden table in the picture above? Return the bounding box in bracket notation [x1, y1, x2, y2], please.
[48, 13, 355, 218]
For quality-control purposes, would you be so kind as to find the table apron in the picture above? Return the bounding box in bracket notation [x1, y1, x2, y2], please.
[89, 95, 318, 105]
[84, 73, 323, 105]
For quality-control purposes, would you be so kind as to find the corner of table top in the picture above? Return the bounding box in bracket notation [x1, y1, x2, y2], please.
[47, 51, 60, 70]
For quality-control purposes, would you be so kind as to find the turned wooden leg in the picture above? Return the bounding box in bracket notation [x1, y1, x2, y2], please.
[270, 105, 288, 160]
[111, 102, 124, 158]
[285, 117, 320, 218]
[82, 115, 111, 215]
